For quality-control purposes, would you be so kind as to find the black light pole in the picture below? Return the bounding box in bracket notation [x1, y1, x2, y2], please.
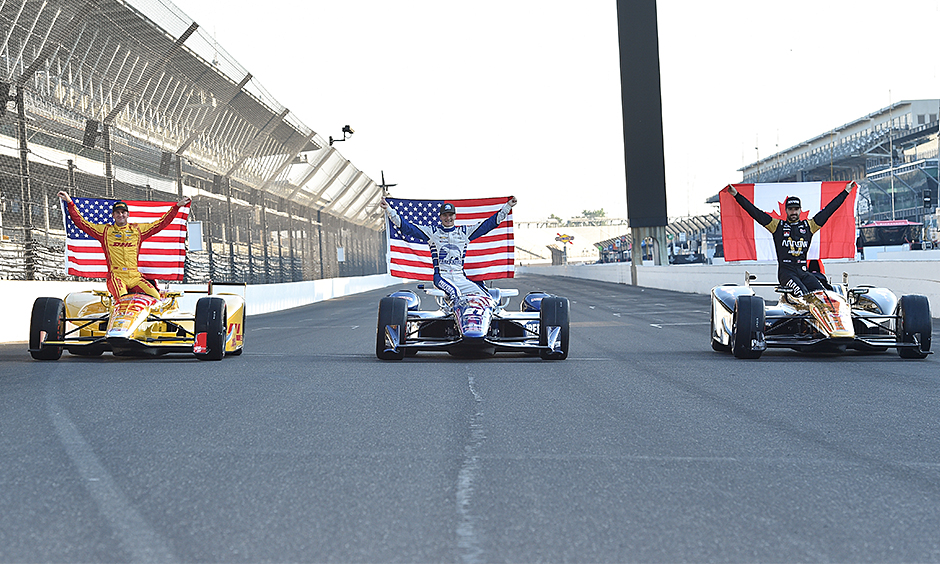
[617, 0, 669, 275]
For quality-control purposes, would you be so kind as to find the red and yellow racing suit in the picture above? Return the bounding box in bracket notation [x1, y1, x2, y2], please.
[66, 201, 183, 299]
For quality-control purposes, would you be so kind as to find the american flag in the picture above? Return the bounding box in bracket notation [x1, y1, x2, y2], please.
[386, 196, 514, 281]
[62, 198, 190, 280]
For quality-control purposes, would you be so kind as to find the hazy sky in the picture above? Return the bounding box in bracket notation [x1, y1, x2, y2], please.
[173, 0, 939, 222]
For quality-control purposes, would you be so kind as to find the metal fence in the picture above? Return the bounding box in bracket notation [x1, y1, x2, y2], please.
[0, 150, 386, 282]
[0, 0, 387, 283]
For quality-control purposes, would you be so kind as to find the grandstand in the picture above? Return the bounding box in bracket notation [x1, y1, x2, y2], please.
[0, 0, 385, 282]
[727, 100, 939, 229]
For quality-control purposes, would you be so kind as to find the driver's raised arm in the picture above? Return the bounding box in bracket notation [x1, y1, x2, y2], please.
[810, 184, 852, 232]
[728, 187, 775, 230]
[466, 196, 516, 241]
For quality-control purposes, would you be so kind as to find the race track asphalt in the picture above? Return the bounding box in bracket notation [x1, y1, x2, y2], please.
[1, 273, 939, 563]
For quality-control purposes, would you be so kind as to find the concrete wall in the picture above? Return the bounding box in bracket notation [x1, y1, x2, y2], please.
[514, 224, 630, 264]
[520, 255, 940, 317]
[3, 274, 404, 343]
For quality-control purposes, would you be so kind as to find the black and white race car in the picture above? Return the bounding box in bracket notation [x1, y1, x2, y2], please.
[711, 271, 931, 359]
[376, 285, 569, 360]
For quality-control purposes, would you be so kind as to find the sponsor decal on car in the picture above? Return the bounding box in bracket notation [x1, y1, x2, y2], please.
[227, 322, 242, 348]
[108, 295, 157, 334]
[194, 332, 207, 353]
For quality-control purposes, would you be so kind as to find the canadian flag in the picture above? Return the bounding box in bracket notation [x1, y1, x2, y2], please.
[720, 181, 857, 262]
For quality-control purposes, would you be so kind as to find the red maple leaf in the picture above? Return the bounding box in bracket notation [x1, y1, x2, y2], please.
[769, 200, 810, 221]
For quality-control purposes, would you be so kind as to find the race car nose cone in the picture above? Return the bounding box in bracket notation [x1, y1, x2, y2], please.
[462, 331, 486, 340]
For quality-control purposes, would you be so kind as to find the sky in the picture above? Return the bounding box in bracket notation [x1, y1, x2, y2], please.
[172, 0, 939, 223]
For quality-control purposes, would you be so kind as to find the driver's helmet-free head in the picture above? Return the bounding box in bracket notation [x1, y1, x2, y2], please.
[112, 201, 129, 213]
[785, 196, 801, 209]
[439, 202, 456, 215]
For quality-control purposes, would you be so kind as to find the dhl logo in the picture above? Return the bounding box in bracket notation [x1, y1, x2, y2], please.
[110, 241, 136, 247]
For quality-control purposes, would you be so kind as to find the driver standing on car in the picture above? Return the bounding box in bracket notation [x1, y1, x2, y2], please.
[56, 191, 190, 300]
[380, 196, 517, 303]
[725, 183, 853, 302]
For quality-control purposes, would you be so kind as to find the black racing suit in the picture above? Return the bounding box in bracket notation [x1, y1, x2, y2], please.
[733, 190, 850, 297]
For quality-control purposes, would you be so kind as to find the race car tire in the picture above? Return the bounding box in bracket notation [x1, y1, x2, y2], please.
[731, 295, 765, 359]
[30, 297, 65, 361]
[376, 296, 407, 360]
[539, 297, 569, 360]
[710, 301, 731, 353]
[194, 297, 227, 361]
[897, 294, 931, 359]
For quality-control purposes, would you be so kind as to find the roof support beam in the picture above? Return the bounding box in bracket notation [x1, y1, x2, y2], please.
[19, 0, 98, 84]
[256, 130, 317, 192]
[13, 1, 51, 79]
[321, 171, 364, 214]
[345, 181, 380, 221]
[308, 160, 352, 207]
[0, 0, 28, 66]
[224, 107, 290, 177]
[104, 21, 199, 123]
[176, 72, 252, 154]
[16, 3, 68, 84]
[889, 171, 919, 197]
[287, 147, 336, 201]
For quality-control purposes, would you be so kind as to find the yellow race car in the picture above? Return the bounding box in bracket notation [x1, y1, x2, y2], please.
[29, 282, 246, 361]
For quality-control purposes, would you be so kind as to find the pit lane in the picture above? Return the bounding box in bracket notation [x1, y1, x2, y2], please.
[1, 273, 938, 562]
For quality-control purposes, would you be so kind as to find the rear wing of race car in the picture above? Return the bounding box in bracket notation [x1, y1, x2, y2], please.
[180, 281, 247, 299]
[209, 281, 247, 298]
[416, 283, 519, 308]
[745, 270, 872, 301]
[743, 270, 780, 288]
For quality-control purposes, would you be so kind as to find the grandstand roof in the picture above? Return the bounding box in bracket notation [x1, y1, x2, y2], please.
[1, 0, 382, 227]
[738, 99, 939, 183]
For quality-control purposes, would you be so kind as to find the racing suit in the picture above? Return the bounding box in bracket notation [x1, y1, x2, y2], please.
[386, 202, 512, 303]
[732, 189, 849, 297]
[66, 201, 183, 299]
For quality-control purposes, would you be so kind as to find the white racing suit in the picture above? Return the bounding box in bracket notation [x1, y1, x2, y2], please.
[387, 203, 512, 303]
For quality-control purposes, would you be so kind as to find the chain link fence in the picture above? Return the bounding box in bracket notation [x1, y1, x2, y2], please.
[0, 148, 386, 282]
[0, 0, 387, 283]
